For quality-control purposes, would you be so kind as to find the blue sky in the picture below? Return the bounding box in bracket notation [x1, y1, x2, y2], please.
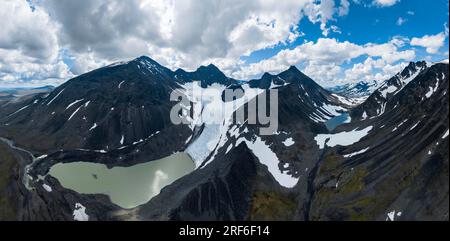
[245, 0, 449, 64]
[0, 0, 449, 88]
[236, 0, 449, 86]
[238, 0, 449, 87]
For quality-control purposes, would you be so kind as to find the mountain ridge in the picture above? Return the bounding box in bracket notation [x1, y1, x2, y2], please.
[0, 55, 447, 221]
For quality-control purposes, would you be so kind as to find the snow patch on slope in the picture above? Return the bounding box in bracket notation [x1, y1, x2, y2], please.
[314, 126, 373, 149]
[386, 210, 402, 221]
[380, 85, 397, 99]
[343, 147, 370, 158]
[282, 137, 295, 147]
[66, 99, 84, 110]
[425, 75, 442, 99]
[331, 93, 364, 106]
[68, 106, 82, 121]
[392, 120, 407, 132]
[183, 82, 263, 168]
[46, 88, 65, 106]
[73, 203, 89, 221]
[42, 184, 52, 192]
[245, 136, 299, 188]
[118, 81, 125, 89]
[89, 123, 98, 131]
[8, 104, 30, 117]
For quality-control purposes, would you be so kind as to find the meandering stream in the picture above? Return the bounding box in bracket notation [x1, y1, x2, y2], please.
[0, 137, 36, 190]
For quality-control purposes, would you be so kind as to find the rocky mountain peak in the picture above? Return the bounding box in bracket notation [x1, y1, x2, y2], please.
[287, 65, 300, 73]
[261, 72, 274, 79]
[195, 63, 225, 77]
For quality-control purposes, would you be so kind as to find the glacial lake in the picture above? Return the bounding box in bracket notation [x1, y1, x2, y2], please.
[48, 152, 195, 209]
[325, 113, 351, 131]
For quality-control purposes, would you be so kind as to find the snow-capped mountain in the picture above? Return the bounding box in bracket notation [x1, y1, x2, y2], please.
[248, 66, 353, 121]
[0, 85, 54, 105]
[138, 61, 448, 221]
[0, 56, 447, 221]
[0, 56, 351, 220]
[311, 62, 448, 221]
[0, 56, 191, 160]
[328, 80, 381, 98]
[174, 64, 238, 87]
[351, 61, 429, 120]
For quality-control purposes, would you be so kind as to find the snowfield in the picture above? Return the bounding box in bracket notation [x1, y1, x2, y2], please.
[46, 88, 65, 106]
[183, 82, 263, 168]
[331, 93, 364, 106]
[425, 74, 443, 99]
[343, 147, 370, 158]
[380, 85, 397, 99]
[89, 123, 98, 131]
[73, 203, 89, 221]
[42, 184, 52, 192]
[314, 126, 373, 149]
[282, 137, 295, 147]
[386, 210, 402, 221]
[245, 136, 299, 188]
[7, 104, 30, 117]
[65, 99, 84, 110]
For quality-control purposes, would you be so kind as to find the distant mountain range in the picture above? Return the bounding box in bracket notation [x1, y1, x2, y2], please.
[327, 80, 381, 98]
[0, 56, 447, 221]
[0, 85, 54, 104]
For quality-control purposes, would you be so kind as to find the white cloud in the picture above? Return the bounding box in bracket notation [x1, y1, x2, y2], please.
[0, 0, 358, 87]
[0, 0, 446, 88]
[304, 61, 342, 84]
[303, 0, 350, 36]
[0, 0, 72, 88]
[396, 17, 407, 26]
[373, 0, 400, 7]
[233, 37, 416, 85]
[344, 57, 407, 84]
[0, 0, 58, 60]
[232, 38, 360, 79]
[410, 32, 448, 54]
[338, 0, 351, 16]
[390, 36, 408, 47]
[31, 0, 355, 75]
[68, 52, 109, 76]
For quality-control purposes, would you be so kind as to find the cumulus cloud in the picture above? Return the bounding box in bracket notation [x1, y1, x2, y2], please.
[410, 31, 448, 54]
[338, 0, 351, 16]
[234, 38, 363, 78]
[232, 37, 416, 84]
[0, 0, 340, 85]
[303, 0, 352, 36]
[0, 0, 58, 60]
[40, 0, 319, 71]
[0, 0, 447, 88]
[396, 17, 407, 26]
[304, 61, 342, 84]
[30, 0, 351, 74]
[344, 57, 407, 83]
[373, 0, 400, 7]
[0, 0, 72, 87]
[41, 0, 167, 61]
[1, 0, 358, 87]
